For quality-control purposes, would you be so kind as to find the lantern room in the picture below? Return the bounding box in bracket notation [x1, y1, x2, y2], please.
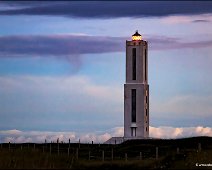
[132, 30, 142, 41]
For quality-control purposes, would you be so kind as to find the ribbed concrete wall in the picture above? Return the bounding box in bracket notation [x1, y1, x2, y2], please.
[124, 39, 149, 139]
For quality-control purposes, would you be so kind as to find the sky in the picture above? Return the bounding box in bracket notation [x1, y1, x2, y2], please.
[0, 1, 212, 143]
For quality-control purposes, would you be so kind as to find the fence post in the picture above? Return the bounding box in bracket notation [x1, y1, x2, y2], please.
[198, 143, 201, 152]
[69, 139, 70, 149]
[89, 150, 91, 161]
[177, 147, 179, 154]
[125, 153, 127, 162]
[45, 139, 47, 150]
[9, 142, 10, 151]
[68, 147, 70, 156]
[76, 148, 78, 160]
[50, 143, 51, 155]
[102, 150, 104, 161]
[111, 148, 113, 161]
[57, 142, 59, 155]
[43, 145, 44, 153]
[78, 139, 80, 149]
[156, 147, 158, 160]
[140, 152, 142, 160]
[34, 144, 35, 150]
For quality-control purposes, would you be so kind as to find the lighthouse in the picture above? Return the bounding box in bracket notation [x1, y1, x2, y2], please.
[124, 31, 149, 139]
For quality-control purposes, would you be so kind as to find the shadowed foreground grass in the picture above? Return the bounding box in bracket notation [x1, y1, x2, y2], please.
[0, 136, 211, 169]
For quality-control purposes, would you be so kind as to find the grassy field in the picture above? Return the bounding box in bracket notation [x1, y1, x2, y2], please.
[0, 136, 212, 169]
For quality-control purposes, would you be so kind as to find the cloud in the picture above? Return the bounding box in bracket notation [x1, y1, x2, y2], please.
[150, 126, 212, 139]
[0, 75, 123, 130]
[0, 129, 22, 135]
[0, 34, 124, 57]
[0, 130, 76, 143]
[0, 1, 56, 10]
[0, 75, 122, 106]
[0, 2, 212, 18]
[160, 14, 212, 24]
[148, 36, 212, 50]
[0, 126, 211, 143]
[0, 34, 212, 60]
[0, 34, 124, 71]
[151, 95, 212, 117]
[192, 19, 211, 23]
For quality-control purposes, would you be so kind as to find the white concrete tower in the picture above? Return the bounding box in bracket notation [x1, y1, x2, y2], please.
[124, 31, 149, 139]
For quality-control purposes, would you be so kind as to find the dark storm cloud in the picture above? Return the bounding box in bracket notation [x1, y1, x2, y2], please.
[0, 35, 125, 57]
[0, 1, 212, 18]
[0, 34, 212, 58]
[149, 36, 212, 50]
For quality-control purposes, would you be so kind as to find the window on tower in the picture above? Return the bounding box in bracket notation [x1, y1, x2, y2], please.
[131, 89, 136, 122]
[131, 128, 136, 137]
[145, 48, 147, 82]
[132, 48, 136, 80]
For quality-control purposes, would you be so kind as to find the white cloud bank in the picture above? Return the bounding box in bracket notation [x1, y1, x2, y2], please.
[0, 126, 211, 143]
[149, 126, 212, 139]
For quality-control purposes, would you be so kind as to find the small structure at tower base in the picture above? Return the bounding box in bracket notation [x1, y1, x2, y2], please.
[104, 137, 125, 144]
[104, 136, 150, 144]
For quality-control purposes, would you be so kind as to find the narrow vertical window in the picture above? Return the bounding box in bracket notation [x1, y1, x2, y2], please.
[145, 48, 147, 82]
[135, 128, 136, 136]
[131, 89, 136, 122]
[132, 48, 136, 80]
[146, 90, 148, 116]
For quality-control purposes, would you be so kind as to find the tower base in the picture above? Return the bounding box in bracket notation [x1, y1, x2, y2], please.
[104, 136, 151, 144]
